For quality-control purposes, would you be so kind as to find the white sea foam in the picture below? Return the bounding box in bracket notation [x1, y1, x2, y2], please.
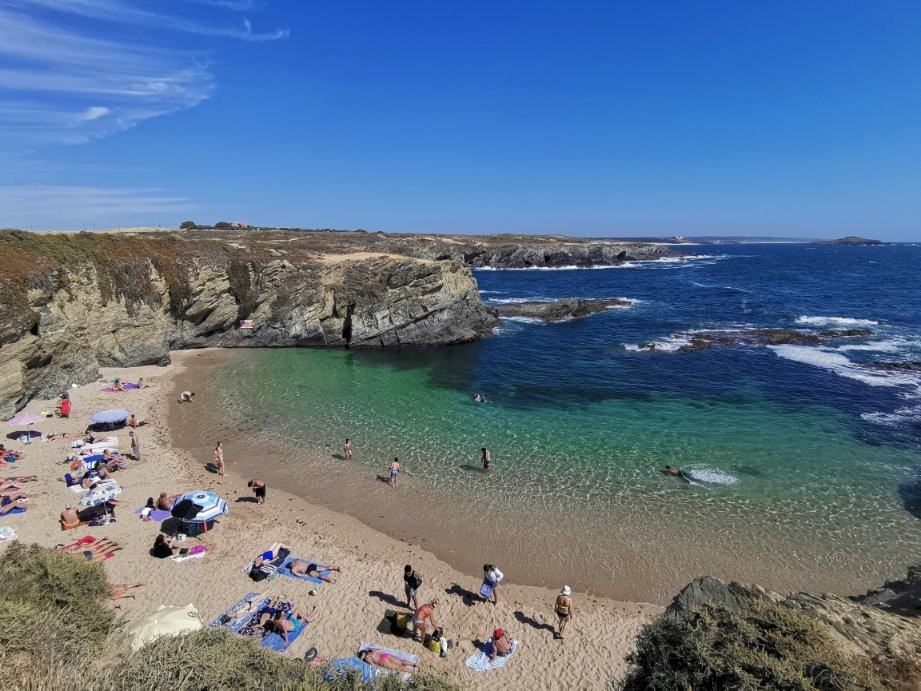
[768, 345, 921, 393]
[499, 316, 546, 325]
[488, 297, 555, 304]
[861, 405, 921, 427]
[683, 466, 739, 486]
[835, 339, 910, 354]
[623, 333, 694, 353]
[478, 290, 504, 295]
[796, 315, 883, 328]
[473, 254, 730, 272]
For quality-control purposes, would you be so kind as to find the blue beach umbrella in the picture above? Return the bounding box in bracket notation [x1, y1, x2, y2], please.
[171, 490, 227, 524]
[90, 409, 131, 425]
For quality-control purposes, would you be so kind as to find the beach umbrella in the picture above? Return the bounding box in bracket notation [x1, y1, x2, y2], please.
[171, 490, 227, 524]
[90, 409, 131, 425]
[127, 604, 204, 652]
[6, 413, 44, 444]
[78, 481, 123, 509]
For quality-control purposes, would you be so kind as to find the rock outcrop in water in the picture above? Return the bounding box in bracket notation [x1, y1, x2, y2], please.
[0, 230, 503, 417]
[496, 298, 633, 322]
[637, 327, 873, 352]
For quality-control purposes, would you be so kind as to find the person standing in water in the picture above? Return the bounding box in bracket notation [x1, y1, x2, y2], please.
[389, 457, 400, 487]
[214, 442, 225, 476]
[482, 447, 492, 471]
[343, 438, 352, 459]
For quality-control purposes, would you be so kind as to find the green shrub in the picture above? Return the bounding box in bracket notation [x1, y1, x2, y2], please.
[621, 604, 882, 691]
[0, 544, 455, 690]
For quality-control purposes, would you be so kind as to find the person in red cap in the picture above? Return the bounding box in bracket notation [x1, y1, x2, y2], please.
[490, 628, 512, 662]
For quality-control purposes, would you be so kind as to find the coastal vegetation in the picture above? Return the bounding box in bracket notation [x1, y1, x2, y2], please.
[0, 543, 454, 690]
[621, 590, 920, 690]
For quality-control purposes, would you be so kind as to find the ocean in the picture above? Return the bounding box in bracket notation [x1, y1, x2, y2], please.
[204, 243, 921, 602]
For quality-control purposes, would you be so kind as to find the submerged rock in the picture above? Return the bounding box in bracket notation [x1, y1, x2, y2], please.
[868, 361, 921, 372]
[496, 298, 632, 322]
[637, 328, 873, 352]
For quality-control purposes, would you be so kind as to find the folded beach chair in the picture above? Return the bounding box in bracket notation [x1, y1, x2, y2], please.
[464, 637, 520, 672]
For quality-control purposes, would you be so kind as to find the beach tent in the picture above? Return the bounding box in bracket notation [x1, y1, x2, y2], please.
[171, 490, 227, 527]
[127, 604, 204, 652]
[90, 409, 131, 425]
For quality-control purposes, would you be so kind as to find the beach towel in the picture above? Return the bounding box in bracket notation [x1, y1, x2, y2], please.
[59, 535, 95, 550]
[0, 526, 16, 541]
[329, 644, 417, 684]
[134, 507, 172, 522]
[171, 545, 208, 562]
[464, 638, 520, 672]
[210, 593, 269, 633]
[277, 557, 331, 585]
[231, 599, 306, 652]
[0, 499, 25, 516]
[70, 438, 118, 453]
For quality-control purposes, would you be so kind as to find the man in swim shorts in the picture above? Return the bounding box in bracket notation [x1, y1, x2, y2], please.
[289, 560, 341, 583]
[482, 447, 492, 471]
[389, 458, 400, 487]
[248, 479, 266, 503]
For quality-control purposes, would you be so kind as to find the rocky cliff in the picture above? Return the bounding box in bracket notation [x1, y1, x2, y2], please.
[0, 231, 498, 417]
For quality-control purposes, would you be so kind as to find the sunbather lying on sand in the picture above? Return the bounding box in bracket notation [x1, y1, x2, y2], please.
[219, 593, 267, 626]
[253, 542, 290, 568]
[258, 598, 317, 645]
[1, 476, 37, 488]
[109, 582, 144, 606]
[0, 499, 29, 515]
[0, 491, 29, 502]
[0, 445, 24, 460]
[358, 649, 417, 672]
[288, 560, 341, 582]
[157, 492, 181, 510]
[58, 538, 123, 561]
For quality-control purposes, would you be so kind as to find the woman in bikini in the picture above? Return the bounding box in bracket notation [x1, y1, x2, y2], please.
[359, 649, 417, 672]
[214, 441, 225, 476]
[411, 599, 439, 642]
[554, 586, 574, 639]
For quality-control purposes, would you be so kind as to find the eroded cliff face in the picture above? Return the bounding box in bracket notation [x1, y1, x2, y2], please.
[0, 253, 497, 417]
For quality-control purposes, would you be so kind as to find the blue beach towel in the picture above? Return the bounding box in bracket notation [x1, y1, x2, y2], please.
[277, 557, 331, 585]
[464, 638, 520, 672]
[210, 593, 268, 633]
[2, 507, 25, 516]
[329, 658, 379, 684]
[262, 612, 307, 652]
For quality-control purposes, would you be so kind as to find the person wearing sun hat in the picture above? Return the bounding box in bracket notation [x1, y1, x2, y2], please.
[554, 585, 574, 639]
[489, 628, 512, 662]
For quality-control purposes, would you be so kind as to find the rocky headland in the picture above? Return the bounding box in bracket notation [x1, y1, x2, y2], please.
[496, 297, 633, 322]
[0, 229, 679, 417]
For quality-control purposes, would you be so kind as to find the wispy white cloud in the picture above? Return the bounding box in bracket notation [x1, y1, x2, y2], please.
[7, 0, 288, 41]
[0, 185, 195, 227]
[0, 1, 286, 149]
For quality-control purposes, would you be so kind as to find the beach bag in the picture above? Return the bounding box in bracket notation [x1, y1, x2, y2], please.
[249, 564, 276, 582]
[479, 580, 494, 599]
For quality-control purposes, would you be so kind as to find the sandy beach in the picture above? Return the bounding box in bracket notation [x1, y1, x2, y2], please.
[0, 350, 658, 689]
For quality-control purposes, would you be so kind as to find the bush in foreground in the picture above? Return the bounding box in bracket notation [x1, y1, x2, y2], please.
[620, 603, 887, 690]
[0, 543, 454, 690]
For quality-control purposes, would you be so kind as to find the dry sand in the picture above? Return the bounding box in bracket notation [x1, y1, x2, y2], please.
[0, 350, 658, 689]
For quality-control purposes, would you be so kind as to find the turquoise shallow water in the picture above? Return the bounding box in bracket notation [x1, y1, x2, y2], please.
[208, 244, 921, 601]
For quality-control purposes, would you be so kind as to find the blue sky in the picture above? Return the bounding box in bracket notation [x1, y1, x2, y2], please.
[0, 1, 919, 240]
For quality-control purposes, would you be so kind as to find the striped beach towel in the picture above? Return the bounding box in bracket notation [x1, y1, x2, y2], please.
[464, 638, 520, 672]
